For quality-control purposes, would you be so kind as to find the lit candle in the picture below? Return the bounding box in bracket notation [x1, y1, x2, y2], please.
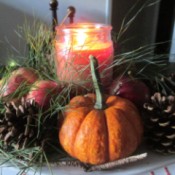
[55, 23, 114, 88]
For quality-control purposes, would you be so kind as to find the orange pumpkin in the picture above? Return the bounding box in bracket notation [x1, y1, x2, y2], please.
[59, 56, 143, 165]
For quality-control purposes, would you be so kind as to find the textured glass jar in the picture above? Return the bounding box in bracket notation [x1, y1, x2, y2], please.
[55, 23, 114, 88]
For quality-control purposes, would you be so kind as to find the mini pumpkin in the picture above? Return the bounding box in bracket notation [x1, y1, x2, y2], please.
[59, 56, 143, 165]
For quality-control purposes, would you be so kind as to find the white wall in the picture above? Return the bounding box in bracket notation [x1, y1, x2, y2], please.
[58, 0, 112, 24]
[0, 0, 112, 24]
[0, 2, 33, 65]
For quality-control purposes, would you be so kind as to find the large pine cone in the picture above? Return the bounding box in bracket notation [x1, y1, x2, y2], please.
[143, 92, 175, 154]
[0, 98, 58, 152]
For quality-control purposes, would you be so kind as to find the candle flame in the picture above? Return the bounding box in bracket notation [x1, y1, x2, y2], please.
[76, 30, 87, 46]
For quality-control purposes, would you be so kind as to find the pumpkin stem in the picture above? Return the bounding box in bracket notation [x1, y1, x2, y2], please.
[89, 55, 106, 110]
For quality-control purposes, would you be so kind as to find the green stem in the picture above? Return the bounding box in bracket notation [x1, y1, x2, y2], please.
[89, 55, 106, 110]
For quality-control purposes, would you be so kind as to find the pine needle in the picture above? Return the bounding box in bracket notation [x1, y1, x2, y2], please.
[116, 0, 161, 42]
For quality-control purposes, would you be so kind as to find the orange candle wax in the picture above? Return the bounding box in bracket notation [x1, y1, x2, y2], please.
[55, 23, 114, 88]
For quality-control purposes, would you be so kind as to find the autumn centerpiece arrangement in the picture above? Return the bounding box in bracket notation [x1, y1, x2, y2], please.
[0, 3, 174, 173]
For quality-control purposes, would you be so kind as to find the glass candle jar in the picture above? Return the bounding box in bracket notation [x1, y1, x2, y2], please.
[55, 23, 114, 88]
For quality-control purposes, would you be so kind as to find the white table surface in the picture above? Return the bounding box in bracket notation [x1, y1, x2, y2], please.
[1, 148, 175, 175]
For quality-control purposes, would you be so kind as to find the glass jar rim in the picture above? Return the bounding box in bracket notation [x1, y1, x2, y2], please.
[55, 22, 112, 33]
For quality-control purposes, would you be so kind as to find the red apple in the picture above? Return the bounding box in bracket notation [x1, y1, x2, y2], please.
[0, 67, 38, 99]
[25, 80, 62, 108]
[109, 76, 150, 108]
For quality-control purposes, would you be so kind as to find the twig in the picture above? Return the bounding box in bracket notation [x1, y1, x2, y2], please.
[85, 153, 148, 172]
[48, 159, 85, 168]
[16, 158, 88, 171]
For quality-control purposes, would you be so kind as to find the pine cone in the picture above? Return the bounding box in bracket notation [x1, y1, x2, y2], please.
[0, 98, 58, 152]
[143, 92, 175, 154]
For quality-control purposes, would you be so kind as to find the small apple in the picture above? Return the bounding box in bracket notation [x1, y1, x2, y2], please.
[0, 67, 38, 99]
[109, 76, 150, 108]
[25, 80, 62, 108]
